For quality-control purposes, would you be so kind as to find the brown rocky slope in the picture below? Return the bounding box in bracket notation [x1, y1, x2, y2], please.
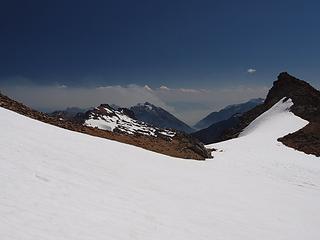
[220, 72, 320, 156]
[0, 93, 211, 160]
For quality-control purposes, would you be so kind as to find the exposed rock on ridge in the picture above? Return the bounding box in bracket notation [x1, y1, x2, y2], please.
[220, 72, 320, 156]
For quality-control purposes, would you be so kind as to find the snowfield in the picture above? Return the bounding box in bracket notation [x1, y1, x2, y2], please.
[1, 98, 320, 240]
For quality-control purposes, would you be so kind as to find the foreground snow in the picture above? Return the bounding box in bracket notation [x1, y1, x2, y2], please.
[1, 98, 320, 239]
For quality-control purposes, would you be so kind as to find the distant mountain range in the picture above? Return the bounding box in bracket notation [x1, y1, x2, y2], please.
[130, 102, 194, 133]
[191, 98, 264, 144]
[49, 102, 195, 134]
[83, 104, 176, 138]
[49, 107, 90, 121]
[193, 98, 264, 130]
[192, 114, 241, 144]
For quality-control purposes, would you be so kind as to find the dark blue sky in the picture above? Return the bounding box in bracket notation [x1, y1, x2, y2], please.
[1, 0, 320, 88]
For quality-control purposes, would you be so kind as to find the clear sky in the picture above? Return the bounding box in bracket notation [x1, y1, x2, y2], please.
[1, 0, 319, 124]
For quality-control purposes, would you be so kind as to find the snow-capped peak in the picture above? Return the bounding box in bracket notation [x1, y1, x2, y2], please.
[84, 104, 175, 138]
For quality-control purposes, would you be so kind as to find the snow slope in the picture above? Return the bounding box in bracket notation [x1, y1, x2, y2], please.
[1, 98, 320, 239]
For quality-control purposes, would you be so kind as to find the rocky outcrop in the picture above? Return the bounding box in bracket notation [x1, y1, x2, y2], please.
[278, 122, 320, 156]
[264, 72, 320, 121]
[219, 72, 320, 156]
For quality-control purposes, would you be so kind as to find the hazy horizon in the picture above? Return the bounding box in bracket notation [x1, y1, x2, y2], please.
[1, 80, 270, 125]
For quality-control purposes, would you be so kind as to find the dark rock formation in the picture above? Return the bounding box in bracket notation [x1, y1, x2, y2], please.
[220, 72, 320, 156]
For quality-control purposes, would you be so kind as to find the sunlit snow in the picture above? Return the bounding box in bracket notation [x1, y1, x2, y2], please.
[0, 98, 319, 239]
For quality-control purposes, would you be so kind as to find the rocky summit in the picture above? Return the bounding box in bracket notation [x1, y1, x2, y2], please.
[220, 72, 320, 156]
